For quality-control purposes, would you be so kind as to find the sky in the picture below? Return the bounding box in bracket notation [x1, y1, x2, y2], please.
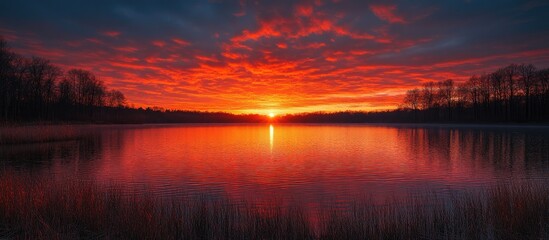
[1, 0, 549, 114]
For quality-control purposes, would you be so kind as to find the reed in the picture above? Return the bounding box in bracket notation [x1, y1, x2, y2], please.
[0, 172, 547, 239]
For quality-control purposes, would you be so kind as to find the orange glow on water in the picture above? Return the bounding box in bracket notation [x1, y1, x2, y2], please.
[269, 124, 274, 153]
[62, 124, 544, 206]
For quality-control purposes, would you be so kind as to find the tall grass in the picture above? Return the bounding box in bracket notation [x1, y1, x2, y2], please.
[318, 184, 549, 239]
[0, 172, 313, 239]
[0, 172, 547, 239]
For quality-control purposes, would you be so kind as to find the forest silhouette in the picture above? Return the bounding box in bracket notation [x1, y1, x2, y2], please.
[401, 64, 549, 122]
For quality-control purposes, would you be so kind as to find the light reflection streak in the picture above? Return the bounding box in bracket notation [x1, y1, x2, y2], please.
[269, 124, 274, 154]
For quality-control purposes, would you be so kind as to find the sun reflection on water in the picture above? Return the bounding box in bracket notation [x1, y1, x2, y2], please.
[269, 124, 274, 154]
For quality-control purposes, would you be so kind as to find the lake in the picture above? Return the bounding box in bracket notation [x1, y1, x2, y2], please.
[1, 124, 548, 210]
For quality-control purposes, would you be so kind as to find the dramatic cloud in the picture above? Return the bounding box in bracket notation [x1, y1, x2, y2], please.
[1, 0, 548, 114]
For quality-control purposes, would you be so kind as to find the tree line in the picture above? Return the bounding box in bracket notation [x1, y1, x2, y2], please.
[402, 64, 549, 122]
[0, 38, 126, 122]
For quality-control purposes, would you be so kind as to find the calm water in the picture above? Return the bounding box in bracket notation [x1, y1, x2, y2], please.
[2, 124, 549, 208]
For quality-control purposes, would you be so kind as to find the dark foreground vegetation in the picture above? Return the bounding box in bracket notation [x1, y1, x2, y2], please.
[0, 173, 547, 239]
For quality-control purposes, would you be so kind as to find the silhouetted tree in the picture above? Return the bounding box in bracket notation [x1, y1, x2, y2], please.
[518, 64, 536, 120]
[501, 64, 518, 120]
[420, 82, 436, 109]
[0, 38, 13, 120]
[437, 79, 454, 120]
[537, 68, 549, 118]
[465, 75, 482, 120]
[105, 90, 126, 107]
[25, 57, 62, 119]
[404, 89, 421, 110]
[58, 78, 74, 106]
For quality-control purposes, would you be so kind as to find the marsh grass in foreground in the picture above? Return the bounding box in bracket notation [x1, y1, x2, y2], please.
[0, 173, 547, 239]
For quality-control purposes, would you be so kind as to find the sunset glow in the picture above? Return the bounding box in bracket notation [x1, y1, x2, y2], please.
[1, 1, 548, 114]
[1, 1, 549, 236]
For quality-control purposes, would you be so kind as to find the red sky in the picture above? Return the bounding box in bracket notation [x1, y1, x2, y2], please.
[1, 0, 548, 114]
